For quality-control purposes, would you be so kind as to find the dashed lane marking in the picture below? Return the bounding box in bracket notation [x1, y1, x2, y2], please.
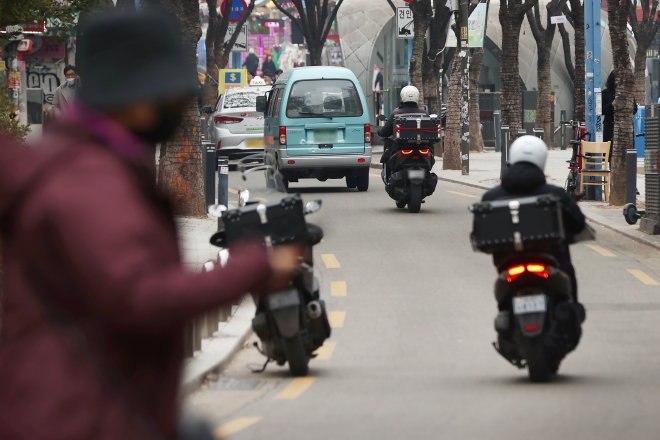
[321, 254, 341, 269]
[331, 281, 347, 296]
[627, 269, 660, 285]
[585, 244, 616, 257]
[314, 342, 337, 360]
[273, 377, 316, 400]
[446, 190, 478, 198]
[328, 311, 346, 328]
[214, 417, 261, 438]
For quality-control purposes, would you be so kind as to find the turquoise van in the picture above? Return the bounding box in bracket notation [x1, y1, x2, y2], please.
[256, 67, 372, 191]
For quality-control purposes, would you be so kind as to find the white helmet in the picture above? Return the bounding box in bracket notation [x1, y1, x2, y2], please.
[400, 85, 419, 103]
[509, 135, 548, 171]
[250, 76, 266, 86]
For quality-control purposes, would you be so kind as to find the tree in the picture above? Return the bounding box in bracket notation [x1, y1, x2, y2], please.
[526, 0, 566, 145]
[607, 0, 636, 205]
[629, 0, 660, 103]
[499, 0, 539, 140]
[469, 0, 490, 153]
[422, 2, 453, 117]
[203, 0, 256, 107]
[408, 0, 434, 106]
[272, 0, 344, 66]
[557, 0, 585, 119]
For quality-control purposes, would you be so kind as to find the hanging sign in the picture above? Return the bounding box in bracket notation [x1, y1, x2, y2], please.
[396, 7, 414, 39]
[226, 24, 248, 52]
[550, 15, 567, 24]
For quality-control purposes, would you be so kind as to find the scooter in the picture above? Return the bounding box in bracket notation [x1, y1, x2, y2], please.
[378, 114, 440, 213]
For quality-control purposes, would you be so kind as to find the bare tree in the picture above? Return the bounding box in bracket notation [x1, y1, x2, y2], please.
[422, 2, 453, 117]
[526, 0, 566, 145]
[408, 0, 434, 106]
[557, 0, 585, 119]
[629, 0, 660, 103]
[468, 0, 490, 153]
[607, 0, 636, 205]
[272, 0, 344, 66]
[203, 0, 255, 106]
[444, 40, 464, 169]
[499, 0, 539, 140]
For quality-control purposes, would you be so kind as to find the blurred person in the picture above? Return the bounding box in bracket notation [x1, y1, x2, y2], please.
[51, 64, 80, 117]
[275, 69, 283, 80]
[262, 54, 277, 78]
[263, 73, 273, 85]
[243, 48, 259, 75]
[0, 11, 301, 440]
[247, 70, 255, 83]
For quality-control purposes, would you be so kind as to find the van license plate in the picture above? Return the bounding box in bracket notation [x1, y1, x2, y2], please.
[513, 295, 546, 315]
[315, 130, 337, 143]
[246, 139, 264, 148]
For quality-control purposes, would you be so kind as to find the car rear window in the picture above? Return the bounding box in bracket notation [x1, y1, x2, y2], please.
[286, 79, 363, 118]
[223, 90, 260, 109]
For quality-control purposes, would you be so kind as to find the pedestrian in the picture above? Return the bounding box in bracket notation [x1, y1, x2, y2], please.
[263, 73, 273, 85]
[51, 64, 80, 117]
[275, 69, 283, 80]
[247, 70, 255, 84]
[0, 11, 302, 440]
[243, 48, 260, 75]
[262, 54, 277, 78]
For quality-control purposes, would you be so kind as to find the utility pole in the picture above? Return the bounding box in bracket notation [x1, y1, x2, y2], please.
[459, 0, 470, 175]
[584, 0, 603, 199]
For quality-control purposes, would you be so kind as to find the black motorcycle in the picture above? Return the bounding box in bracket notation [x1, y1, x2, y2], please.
[470, 195, 590, 382]
[379, 114, 439, 213]
[206, 158, 331, 376]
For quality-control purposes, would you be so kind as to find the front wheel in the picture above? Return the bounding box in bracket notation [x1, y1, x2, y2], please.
[283, 333, 309, 377]
[408, 184, 423, 213]
[526, 337, 551, 383]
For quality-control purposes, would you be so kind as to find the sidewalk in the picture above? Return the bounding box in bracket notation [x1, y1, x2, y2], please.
[423, 149, 660, 250]
[176, 217, 255, 394]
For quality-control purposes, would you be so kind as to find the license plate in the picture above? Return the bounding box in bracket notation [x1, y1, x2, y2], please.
[246, 139, 264, 148]
[408, 169, 425, 179]
[513, 295, 546, 315]
[315, 129, 337, 143]
[267, 289, 300, 310]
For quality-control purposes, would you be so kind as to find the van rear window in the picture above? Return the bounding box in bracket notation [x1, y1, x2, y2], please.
[286, 79, 363, 118]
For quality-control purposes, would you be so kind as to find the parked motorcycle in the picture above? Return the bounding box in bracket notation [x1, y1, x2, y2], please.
[469, 195, 590, 382]
[378, 114, 439, 213]
[205, 156, 331, 376]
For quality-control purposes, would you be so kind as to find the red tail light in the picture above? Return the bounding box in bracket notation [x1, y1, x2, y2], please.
[395, 124, 401, 139]
[419, 149, 431, 157]
[397, 149, 414, 158]
[364, 124, 371, 143]
[358, 158, 365, 163]
[279, 126, 287, 145]
[524, 324, 539, 332]
[506, 265, 526, 282]
[506, 263, 549, 282]
[216, 141, 221, 150]
[214, 116, 243, 124]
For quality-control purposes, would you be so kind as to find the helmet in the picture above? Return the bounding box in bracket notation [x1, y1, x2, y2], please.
[250, 76, 266, 86]
[400, 85, 419, 103]
[508, 135, 548, 171]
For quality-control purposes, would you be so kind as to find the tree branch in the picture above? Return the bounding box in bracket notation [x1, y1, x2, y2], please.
[223, 0, 255, 55]
[558, 22, 575, 81]
[526, 6, 544, 43]
[387, 0, 397, 13]
[321, 0, 344, 43]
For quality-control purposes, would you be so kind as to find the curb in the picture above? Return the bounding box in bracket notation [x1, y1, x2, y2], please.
[180, 296, 255, 395]
[435, 174, 660, 252]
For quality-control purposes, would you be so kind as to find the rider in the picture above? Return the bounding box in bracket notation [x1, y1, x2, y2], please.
[377, 86, 428, 180]
[481, 136, 586, 304]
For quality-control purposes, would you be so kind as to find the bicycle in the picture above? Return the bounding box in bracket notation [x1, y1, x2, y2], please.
[558, 120, 590, 199]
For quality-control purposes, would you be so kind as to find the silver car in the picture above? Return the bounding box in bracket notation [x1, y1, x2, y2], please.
[206, 85, 272, 160]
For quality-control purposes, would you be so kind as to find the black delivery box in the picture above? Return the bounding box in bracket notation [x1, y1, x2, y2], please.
[393, 114, 441, 142]
[222, 194, 308, 247]
[469, 195, 565, 254]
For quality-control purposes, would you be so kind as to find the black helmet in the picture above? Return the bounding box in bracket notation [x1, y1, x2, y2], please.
[77, 11, 199, 109]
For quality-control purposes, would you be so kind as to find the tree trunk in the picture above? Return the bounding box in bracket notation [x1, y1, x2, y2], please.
[536, 41, 552, 144]
[444, 48, 463, 169]
[499, 13, 526, 139]
[203, 0, 219, 107]
[409, 0, 433, 106]
[607, 0, 635, 206]
[634, 43, 647, 104]
[156, 0, 205, 216]
[569, 0, 585, 119]
[469, 47, 484, 152]
[308, 41, 323, 66]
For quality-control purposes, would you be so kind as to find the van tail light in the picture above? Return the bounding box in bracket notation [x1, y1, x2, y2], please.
[364, 124, 371, 143]
[395, 124, 401, 139]
[418, 149, 431, 157]
[505, 263, 549, 282]
[279, 126, 287, 145]
[398, 149, 414, 157]
[214, 116, 243, 124]
[216, 141, 221, 150]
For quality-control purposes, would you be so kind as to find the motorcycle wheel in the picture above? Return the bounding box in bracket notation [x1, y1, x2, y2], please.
[408, 185, 423, 213]
[346, 175, 357, 189]
[396, 201, 407, 209]
[526, 337, 551, 383]
[283, 333, 309, 377]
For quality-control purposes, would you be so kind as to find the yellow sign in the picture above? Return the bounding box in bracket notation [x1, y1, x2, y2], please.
[219, 69, 247, 94]
[0, 61, 5, 72]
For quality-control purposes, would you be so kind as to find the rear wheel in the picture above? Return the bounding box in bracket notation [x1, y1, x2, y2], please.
[408, 184, 422, 213]
[526, 337, 551, 383]
[357, 171, 369, 192]
[346, 175, 357, 189]
[283, 333, 309, 377]
[396, 201, 407, 209]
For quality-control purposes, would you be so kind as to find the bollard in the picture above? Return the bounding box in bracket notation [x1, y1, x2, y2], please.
[204, 143, 216, 209]
[217, 157, 229, 230]
[501, 125, 510, 177]
[200, 117, 208, 140]
[494, 111, 502, 153]
[626, 149, 638, 205]
[560, 110, 567, 150]
[517, 129, 527, 139]
[533, 128, 544, 140]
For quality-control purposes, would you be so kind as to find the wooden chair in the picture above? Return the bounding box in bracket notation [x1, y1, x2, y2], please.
[579, 141, 611, 202]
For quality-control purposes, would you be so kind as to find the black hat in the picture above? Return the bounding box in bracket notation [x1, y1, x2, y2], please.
[77, 11, 199, 109]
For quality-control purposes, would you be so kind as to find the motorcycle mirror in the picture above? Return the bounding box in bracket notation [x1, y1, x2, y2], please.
[304, 199, 323, 215]
[239, 189, 250, 207]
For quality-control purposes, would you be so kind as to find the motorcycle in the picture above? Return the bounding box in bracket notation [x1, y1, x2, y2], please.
[205, 156, 331, 376]
[378, 114, 439, 213]
[470, 195, 591, 382]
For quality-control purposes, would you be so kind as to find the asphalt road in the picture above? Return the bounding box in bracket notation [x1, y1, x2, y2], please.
[186, 172, 660, 440]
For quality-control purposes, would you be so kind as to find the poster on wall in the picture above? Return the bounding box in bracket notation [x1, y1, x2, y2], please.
[26, 63, 61, 106]
[8, 71, 21, 89]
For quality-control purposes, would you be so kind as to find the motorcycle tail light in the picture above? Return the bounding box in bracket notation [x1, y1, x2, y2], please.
[418, 149, 431, 157]
[506, 265, 526, 282]
[364, 124, 371, 143]
[506, 263, 549, 282]
[279, 126, 287, 145]
[524, 324, 539, 332]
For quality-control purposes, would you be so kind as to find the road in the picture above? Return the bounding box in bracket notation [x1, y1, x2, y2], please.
[186, 172, 660, 440]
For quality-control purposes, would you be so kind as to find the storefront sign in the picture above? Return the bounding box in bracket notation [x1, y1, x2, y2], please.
[1, 21, 46, 34]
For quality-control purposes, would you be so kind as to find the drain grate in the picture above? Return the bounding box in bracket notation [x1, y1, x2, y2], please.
[209, 377, 264, 390]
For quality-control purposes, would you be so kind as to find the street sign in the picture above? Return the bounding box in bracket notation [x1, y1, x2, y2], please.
[226, 24, 248, 52]
[219, 0, 248, 23]
[218, 68, 247, 94]
[396, 7, 414, 39]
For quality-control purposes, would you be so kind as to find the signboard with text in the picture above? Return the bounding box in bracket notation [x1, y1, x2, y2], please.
[396, 7, 414, 39]
[219, 69, 248, 94]
[226, 24, 248, 52]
